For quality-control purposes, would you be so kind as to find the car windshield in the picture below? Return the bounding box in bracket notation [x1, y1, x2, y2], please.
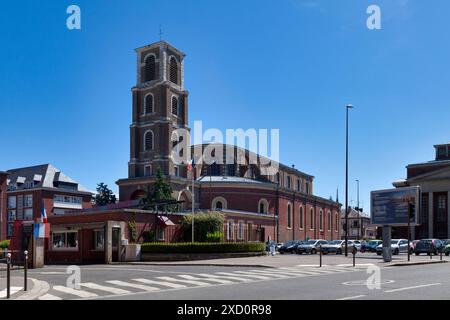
[443, 240, 450, 245]
[368, 241, 380, 246]
[305, 240, 317, 245]
[390, 240, 400, 245]
[285, 241, 296, 246]
[328, 240, 342, 245]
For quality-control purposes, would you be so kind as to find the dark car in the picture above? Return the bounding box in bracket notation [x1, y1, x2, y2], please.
[360, 240, 382, 253]
[414, 239, 444, 256]
[279, 240, 302, 254]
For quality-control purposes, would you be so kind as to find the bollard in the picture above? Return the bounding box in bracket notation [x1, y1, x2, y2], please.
[319, 246, 322, 268]
[24, 250, 28, 291]
[6, 252, 11, 299]
[352, 248, 356, 267]
[441, 249, 443, 261]
[430, 252, 433, 260]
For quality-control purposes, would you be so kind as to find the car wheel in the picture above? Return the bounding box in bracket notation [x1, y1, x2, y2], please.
[415, 252, 419, 256]
[376, 252, 381, 256]
[394, 249, 399, 255]
[311, 249, 316, 255]
[446, 252, 449, 256]
[336, 249, 342, 255]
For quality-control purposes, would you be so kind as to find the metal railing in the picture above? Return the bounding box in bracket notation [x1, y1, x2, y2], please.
[0, 250, 28, 299]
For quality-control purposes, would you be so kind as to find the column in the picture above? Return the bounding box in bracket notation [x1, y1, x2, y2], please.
[428, 192, 433, 238]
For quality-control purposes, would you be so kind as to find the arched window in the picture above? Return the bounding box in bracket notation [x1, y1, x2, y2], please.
[287, 204, 292, 228]
[310, 208, 314, 230]
[286, 176, 291, 189]
[169, 57, 178, 84]
[216, 201, 223, 210]
[212, 197, 227, 210]
[319, 210, 324, 231]
[172, 96, 178, 116]
[258, 199, 268, 214]
[144, 55, 156, 82]
[144, 94, 154, 114]
[335, 213, 339, 232]
[328, 211, 332, 231]
[299, 206, 304, 229]
[144, 131, 154, 151]
[305, 182, 310, 194]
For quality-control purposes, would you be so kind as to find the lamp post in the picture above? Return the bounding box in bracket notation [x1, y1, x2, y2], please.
[356, 179, 361, 239]
[345, 104, 354, 256]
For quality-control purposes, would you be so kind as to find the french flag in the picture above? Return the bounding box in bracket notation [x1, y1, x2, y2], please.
[41, 202, 48, 223]
[187, 158, 196, 171]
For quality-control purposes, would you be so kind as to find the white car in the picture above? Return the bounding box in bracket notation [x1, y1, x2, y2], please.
[376, 239, 409, 255]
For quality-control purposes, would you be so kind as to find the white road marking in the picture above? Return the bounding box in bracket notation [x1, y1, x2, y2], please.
[106, 280, 160, 292]
[384, 283, 441, 293]
[178, 275, 234, 284]
[245, 270, 299, 277]
[216, 272, 272, 280]
[197, 273, 252, 282]
[52, 286, 98, 298]
[38, 293, 63, 300]
[0, 287, 23, 299]
[133, 278, 187, 289]
[337, 295, 367, 300]
[81, 282, 131, 295]
[156, 276, 212, 287]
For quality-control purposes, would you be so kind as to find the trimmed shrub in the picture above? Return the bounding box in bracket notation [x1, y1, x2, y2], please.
[141, 242, 265, 254]
[0, 240, 10, 250]
[205, 231, 224, 243]
[181, 212, 224, 242]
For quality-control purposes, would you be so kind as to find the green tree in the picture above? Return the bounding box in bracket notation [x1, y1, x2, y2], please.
[140, 168, 177, 212]
[94, 183, 117, 206]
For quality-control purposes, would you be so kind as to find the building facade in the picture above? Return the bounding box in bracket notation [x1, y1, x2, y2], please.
[341, 207, 377, 240]
[5, 164, 93, 238]
[117, 41, 341, 243]
[0, 172, 8, 240]
[393, 144, 450, 239]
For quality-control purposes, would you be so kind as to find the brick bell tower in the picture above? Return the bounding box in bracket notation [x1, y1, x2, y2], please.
[118, 41, 191, 201]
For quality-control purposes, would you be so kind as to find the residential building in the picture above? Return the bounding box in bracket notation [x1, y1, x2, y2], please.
[341, 207, 377, 240]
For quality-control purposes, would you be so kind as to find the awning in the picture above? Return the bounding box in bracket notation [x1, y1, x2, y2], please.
[157, 215, 175, 226]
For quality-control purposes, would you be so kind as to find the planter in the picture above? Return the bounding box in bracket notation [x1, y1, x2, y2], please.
[141, 252, 265, 262]
[124, 244, 141, 262]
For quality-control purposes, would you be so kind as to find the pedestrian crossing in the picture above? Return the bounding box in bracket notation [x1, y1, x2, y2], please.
[0, 286, 23, 299]
[36, 265, 365, 300]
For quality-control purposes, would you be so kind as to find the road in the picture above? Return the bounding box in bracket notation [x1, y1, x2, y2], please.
[8, 260, 449, 300]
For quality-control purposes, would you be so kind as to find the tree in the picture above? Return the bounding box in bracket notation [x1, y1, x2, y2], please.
[94, 183, 117, 206]
[140, 168, 177, 212]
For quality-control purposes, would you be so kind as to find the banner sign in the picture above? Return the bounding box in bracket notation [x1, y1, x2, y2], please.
[371, 186, 420, 226]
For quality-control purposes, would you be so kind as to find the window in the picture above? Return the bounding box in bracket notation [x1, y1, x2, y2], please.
[24, 181, 34, 189]
[171, 96, 178, 116]
[94, 230, 105, 250]
[286, 176, 291, 189]
[335, 213, 339, 231]
[287, 204, 292, 228]
[54, 195, 82, 205]
[238, 222, 245, 240]
[352, 220, 359, 228]
[216, 201, 223, 210]
[319, 210, 324, 231]
[7, 223, 14, 237]
[299, 206, 304, 229]
[53, 209, 65, 216]
[144, 165, 152, 177]
[212, 197, 227, 210]
[8, 210, 16, 222]
[437, 147, 447, 158]
[52, 231, 78, 250]
[8, 196, 16, 209]
[156, 227, 165, 241]
[305, 182, 310, 194]
[144, 131, 154, 151]
[328, 211, 332, 231]
[258, 199, 268, 214]
[169, 57, 178, 84]
[24, 194, 33, 207]
[310, 208, 314, 230]
[226, 164, 236, 176]
[144, 55, 156, 82]
[24, 208, 33, 221]
[276, 173, 280, 185]
[227, 221, 234, 240]
[144, 94, 154, 114]
[297, 179, 301, 192]
[174, 166, 180, 177]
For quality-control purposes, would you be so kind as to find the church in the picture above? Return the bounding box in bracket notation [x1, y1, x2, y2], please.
[115, 40, 341, 244]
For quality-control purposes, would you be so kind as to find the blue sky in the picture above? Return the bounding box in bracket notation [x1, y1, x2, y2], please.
[1, 0, 449, 212]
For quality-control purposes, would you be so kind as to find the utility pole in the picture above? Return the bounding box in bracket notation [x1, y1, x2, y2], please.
[345, 104, 354, 256]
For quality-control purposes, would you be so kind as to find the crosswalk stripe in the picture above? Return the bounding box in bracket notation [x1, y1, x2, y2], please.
[106, 280, 160, 292]
[245, 270, 297, 277]
[216, 272, 272, 280]
[53, 285, 98, 298]
[259, 269, 316, 276]
[156, 276, 212, 287]
[178, 275, 234, 284]
[233, 271, 290, 278]
[0, 287, 22, 299]
[133, 278, 187, 289]
[81, 282, 131, 295]
[197, 273, 252, 282]
[38, 293, 63, 300]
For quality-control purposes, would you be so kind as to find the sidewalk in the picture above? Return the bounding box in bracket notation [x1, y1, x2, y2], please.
[0, 276, 34, 300]
[125, 253, 450, 269]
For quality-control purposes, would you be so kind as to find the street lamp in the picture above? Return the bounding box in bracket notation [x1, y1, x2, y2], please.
[345, 104, 354, 256]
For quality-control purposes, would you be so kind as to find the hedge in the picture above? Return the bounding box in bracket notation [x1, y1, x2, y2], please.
[0, 240, 10, 250]
[141, 242, 266, 254]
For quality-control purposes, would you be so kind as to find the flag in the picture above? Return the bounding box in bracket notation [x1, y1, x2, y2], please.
[41, 202, 48, 223]
[33, 223, 50, 239]
[187, 158, 196, 171]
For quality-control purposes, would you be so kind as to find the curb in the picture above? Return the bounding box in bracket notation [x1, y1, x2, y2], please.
[385, 260, 448, 267]
[14, 278, 49, 300]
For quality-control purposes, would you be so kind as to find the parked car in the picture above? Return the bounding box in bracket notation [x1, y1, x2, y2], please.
[321, 240, 355, 255]
[361, 240, 382, 253]
[410, 240, 420, 254]
[279, 240, 302, 254]
[296, 239, 327, 255]
[414, 239, 444, 256]
[444, 244, 450, 256]
[376, 239, 409, 255]
[353, 240, 362, 252]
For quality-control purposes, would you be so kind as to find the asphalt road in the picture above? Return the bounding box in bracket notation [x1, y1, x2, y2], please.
[13, 261, 450, 300]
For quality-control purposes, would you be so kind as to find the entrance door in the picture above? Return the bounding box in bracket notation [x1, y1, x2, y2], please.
[112, 228, 120, 262]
